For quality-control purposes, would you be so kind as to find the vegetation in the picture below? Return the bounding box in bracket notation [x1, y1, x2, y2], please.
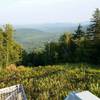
[0, 8, 100, 99]
[0, 24, 23, 68]
[0, 64, 100, 99]
[0, 8, 100, 67]
[21, 9, 100, 66]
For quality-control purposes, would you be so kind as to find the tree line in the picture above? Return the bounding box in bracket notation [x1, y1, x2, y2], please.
[0, 8, 100, 68]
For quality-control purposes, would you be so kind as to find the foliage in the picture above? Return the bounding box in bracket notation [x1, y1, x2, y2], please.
[0, 64, 100, 100]
[1, 9, 100, 67]
[87, 8, 100, 38]
[0, 24, 23, 68]
[20, 9, 100, 66]
[74, 24, 85, 39]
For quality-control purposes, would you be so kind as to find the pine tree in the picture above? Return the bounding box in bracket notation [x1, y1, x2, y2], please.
[86, 8, 100, 64]
[87, 8, 100, 39]
[74, 24, 84, 39]
[59, 33, 76, 62]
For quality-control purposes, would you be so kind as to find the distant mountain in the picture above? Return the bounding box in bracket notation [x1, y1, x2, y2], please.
[15, 23, 77, 33]
[14, 22, 89, 52]
[35, 23, 77, 33]
[15, 28, 44, 33]
[14, 22, 89, 32]
[14, 28, 60, 51]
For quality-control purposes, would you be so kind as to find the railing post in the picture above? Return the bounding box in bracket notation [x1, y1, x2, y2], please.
[0, 84, 27, 100]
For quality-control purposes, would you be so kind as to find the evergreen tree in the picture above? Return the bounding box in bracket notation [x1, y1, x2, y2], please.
[87, 8, 100, 39]
[85, 8, 100, 64]
[74, 24, 84, 39]
[44, 42, 59, 65]
[58, 33, 76, 62]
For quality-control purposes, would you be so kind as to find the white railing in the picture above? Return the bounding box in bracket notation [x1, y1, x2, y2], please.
[0, 84, 27, 100]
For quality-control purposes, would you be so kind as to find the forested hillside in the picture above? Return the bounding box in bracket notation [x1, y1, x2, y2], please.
[14, 23, 87, 51]
[21, 8, 100, 66]
[14, 28, 59, 51]
[0, 8, 100, 68]
[0, 8, 100, 100]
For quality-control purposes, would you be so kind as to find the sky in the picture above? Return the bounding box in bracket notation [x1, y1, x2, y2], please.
[0, 0, 100, 25]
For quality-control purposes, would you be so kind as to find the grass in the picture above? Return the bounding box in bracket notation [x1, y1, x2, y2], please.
[0, 64, 100, 100]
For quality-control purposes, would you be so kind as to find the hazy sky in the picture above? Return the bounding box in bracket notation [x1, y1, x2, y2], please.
[0, 0, 100, 25]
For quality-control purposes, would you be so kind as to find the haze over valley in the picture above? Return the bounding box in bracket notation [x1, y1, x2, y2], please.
[14, 22, 88, 51]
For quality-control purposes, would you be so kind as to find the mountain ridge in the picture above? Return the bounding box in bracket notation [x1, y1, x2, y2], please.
[13, 22, 89, 52]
